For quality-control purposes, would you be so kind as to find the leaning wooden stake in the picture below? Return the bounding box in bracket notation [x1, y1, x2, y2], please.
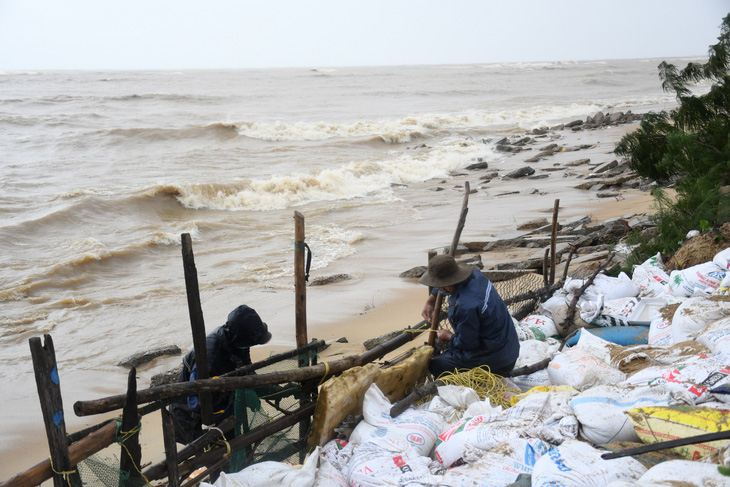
[428, 181, 470, 346]
[119, 368, 142, 484]
[549, 199, 560, 285]
[181, 233, 214, 427]
[29, 334, 82, 487]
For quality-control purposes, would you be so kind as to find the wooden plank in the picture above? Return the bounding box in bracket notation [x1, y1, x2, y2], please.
[181, 233, 214, 426]
[29, 334, 82, 487]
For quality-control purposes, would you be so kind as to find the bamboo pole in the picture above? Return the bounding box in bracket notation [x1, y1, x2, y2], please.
[428, 181, 470, 346]
[181, 233, 214, 426]
[549, 199, 560, 285]
[601, 429, 730, 460]
[29, 334, 82, 487]
[75, 322, 432, 417]
[119, 368, 142, 483]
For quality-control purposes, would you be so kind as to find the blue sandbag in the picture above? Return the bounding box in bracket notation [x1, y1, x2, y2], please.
[565, 325, 650, 347]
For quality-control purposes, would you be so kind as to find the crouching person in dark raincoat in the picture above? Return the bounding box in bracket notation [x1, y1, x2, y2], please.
[170, 304, 272, 445]
[420, 255, 520, 378]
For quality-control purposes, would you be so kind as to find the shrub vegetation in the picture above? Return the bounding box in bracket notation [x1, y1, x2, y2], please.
[616, 13, 730, 267]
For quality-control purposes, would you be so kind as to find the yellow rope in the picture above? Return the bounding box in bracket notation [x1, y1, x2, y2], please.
[431, 365, 521, 409]
[49, 457, 77, 487]
[318, 361, 330, 386]
[114, 418, 153, 487]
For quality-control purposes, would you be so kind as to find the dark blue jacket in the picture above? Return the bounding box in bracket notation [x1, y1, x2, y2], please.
[446, 270, 519, 371]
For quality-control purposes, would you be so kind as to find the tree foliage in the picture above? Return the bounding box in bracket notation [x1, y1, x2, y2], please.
[615, 13, 730, 264]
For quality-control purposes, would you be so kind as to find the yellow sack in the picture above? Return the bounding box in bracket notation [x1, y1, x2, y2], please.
[510, 384, 578, 406]
[625, 405, 730, 460]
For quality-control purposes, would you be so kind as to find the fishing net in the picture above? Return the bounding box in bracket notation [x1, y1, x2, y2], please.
[228, 350, 316, 472]
[76, 453, 149, 487]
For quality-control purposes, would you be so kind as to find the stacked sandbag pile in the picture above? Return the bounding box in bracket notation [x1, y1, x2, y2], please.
[202, 247, 730, 487]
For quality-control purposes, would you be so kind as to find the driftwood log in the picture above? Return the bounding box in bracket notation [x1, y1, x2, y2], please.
[74, 321, 432, 416]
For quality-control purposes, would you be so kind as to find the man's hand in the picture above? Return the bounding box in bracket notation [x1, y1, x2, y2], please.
[436, 329, 452, 341]
[422, 293, 436, 322]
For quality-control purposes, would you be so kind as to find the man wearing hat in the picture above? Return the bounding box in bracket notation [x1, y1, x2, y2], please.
[420, 255, 519, 378]
[171, 304, 272, 444]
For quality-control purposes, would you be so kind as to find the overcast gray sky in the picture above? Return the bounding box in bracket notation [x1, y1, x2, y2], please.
[0, 1, 727, 70]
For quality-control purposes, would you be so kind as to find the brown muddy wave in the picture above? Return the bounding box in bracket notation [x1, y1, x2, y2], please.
[105, 121, 240, 142]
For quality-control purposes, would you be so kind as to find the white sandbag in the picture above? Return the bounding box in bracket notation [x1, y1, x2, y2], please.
[345, 439, 433, 487]
[611, 459, 730, 487]
[547, 347, 626, 391]
[672, 296, 730, 344]
[697, 316, 730, 356]
[531, 440, 646, 487]
[648, 314, 673, 346]
[714, 247, 730, 271]
[203, 447, 320, 487]
[519, 315, 559, 340]
[539, 295, 568, 318]
[571, 384, 670, 444]
[314, 456, 349, 487]
[348, 383, 445, 456]
[511, 368, 552, 392]
[591, 272, 639, 300]
[574, 328, 616, 362]
[320, 439, 352, 473]
[668, 262, 726, 297]
[591, 297, 642, 326]
[433, 392, 554, 467]
[631, 254, 671, 298]
[621, 353, 730, 405]
[716, 272, 730, 296]
[515, 338, 560, 368]
[438, 448, 534, 486]
[424, 385, 482, 424]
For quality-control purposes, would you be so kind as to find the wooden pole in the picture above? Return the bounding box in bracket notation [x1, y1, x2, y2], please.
[549, 199, 560, 285]
[294, 211, 308, 351]
[29, 335, 82, 487]
[119, 368, 142, 483]
[428, 182, 470, 346]
[74, 324, 432, 416]
[160, 403, 181, 487]
[181, 233, 214, 426]
[294, 211, 310, 462]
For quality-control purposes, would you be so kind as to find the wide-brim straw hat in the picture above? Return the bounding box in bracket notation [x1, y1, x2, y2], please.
[418, 254, 473, 288]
